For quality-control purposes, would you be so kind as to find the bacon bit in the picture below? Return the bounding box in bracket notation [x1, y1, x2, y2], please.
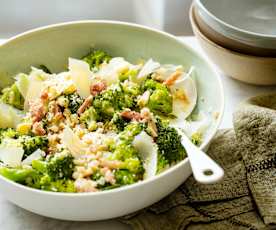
[121, 109, 142, 121]
[90, 81, 107, 96]
[29, 100, 46, 122]
[32, 121, 46, 136]
[40, 90, 49, 101]
[77, 95, 93, 115]
[163, 70, 182, 86]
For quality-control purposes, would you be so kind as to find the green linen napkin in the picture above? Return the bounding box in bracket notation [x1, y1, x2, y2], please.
[120, 93, 276, 230]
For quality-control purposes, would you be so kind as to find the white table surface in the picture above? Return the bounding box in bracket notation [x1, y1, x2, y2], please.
[0, 37, 275, 230]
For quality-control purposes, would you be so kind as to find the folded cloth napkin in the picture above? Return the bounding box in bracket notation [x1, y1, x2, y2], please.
[120, 93, 276, 230]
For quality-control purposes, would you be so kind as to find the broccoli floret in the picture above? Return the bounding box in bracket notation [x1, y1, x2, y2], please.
[112, 126, 145, 174]
[0, 128, 19, 143]
[143, 79, 162, 91]
[143, 79, 172, 115]
[1, 83, 24, 110]
[46, 152, 74, 180]
[121, 157, 144, 174]
[121, 81, 141, 97]
[82, 50, 111, 69]
[156, 118, 186, 170]
[0, 165, 75, 192]
[148, 89, 172, 115]
[93, 82, 141, 120]
[93, 88, 118, 119]
[64, 93, 84, 114]
[32, 151, 74, 181]
[121, 81, 141, 107]
[19, 135, 48, 159]
[113, 142, 138, 161]
[80, 107, 98, 131]
[93, 85, 129, 119]
[111, 112, 129, 132]
[38, 175, 76, 192]
[45, 179, 76, 192]
[114, 169, 140, 185]
[119, 122, 144, 143]
[25, 172, 76, 192]
[30, 151, 75, 191]
[109, 123, 145, 175]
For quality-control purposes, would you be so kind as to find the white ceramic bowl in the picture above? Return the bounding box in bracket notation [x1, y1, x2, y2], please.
[0, 21, 224, 221]
[195, 0, 276, 51]
[193, 6, 276, 57]
[190, 5, 276, 85]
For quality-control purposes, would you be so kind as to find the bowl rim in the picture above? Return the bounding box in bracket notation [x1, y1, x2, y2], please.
[194, 0, 276, 39]
[190, 5, 276, 60]
[0, 20, 224, 197]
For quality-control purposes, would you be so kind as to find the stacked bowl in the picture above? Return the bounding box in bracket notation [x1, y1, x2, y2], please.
[191, 0, 276, 85]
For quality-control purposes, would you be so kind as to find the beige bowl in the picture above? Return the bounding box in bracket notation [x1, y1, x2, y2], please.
[190, 5, 276, 85]
[194, 6, 276, 57]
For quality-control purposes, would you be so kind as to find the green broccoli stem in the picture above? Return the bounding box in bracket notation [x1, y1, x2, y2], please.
[0, 167, 35, 183]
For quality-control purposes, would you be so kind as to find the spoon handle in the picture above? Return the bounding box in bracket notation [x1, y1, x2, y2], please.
[181, 134, 224, 184]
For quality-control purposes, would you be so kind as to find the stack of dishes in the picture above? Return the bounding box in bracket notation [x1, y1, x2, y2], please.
[191, 0, 276, 85]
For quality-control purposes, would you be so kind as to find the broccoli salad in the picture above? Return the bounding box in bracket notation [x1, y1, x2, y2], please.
[0, 50, 210, 193]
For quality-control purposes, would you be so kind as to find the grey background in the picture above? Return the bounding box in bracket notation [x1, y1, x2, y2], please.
[0, 0, 193, 38]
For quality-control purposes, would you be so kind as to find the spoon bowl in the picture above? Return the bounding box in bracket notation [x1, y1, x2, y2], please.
[176, 128, 224, 184]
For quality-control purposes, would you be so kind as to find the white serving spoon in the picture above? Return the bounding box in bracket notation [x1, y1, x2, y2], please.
[168, 67, 224, 184]
[175, 127, 224, 184]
